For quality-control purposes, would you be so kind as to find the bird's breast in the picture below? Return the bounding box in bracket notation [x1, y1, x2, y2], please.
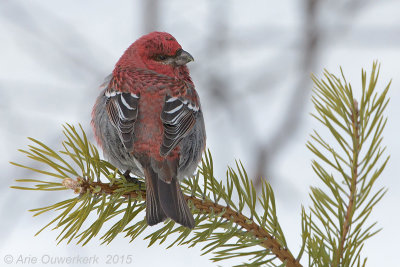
[133, 92, 168, 159]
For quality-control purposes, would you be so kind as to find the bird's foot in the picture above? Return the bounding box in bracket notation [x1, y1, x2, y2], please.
[123, 170, 145, 189]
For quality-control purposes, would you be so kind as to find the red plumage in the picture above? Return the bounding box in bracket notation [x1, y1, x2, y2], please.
[92, 32, 206, 228]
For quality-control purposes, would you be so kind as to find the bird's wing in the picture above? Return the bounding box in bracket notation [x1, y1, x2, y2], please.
[160, 94, 199, 156]
[105, 87, 139, 153]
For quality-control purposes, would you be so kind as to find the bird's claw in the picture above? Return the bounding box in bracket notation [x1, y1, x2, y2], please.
[123, 170, 145, 189]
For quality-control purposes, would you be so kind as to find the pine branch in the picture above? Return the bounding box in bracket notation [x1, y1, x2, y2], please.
[306, 61, 389, 266]
[11, 124, 301, 267]
[74, 178, 300, 266]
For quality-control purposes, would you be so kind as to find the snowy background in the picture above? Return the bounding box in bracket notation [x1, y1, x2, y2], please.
[1, 0, 399, 266]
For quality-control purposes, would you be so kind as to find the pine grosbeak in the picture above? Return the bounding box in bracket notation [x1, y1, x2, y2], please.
[92, 32, 206, 229]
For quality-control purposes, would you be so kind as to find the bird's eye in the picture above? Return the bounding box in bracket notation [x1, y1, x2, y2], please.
[155, 55, 167, 61]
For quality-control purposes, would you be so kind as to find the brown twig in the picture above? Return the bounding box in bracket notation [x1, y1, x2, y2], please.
[77, 180, 302, 267]
[335, 99, 360, 266]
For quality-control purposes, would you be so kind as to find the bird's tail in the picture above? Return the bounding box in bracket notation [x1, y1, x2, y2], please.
[145, 167, 195, 229]
[144, 168, 167, 226]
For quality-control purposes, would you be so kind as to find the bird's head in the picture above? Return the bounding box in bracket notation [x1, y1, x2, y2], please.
[115, 32, 194, 79]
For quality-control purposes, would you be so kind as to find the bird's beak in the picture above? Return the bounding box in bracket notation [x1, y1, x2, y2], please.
[174, 49, 194, 66]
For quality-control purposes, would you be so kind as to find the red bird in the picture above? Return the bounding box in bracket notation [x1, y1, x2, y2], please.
[92, 32, 206, 229]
